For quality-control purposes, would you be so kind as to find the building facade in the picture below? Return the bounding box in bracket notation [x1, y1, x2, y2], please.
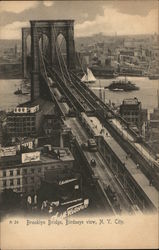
[0, 147, 74, 195]
[119, 98, 145, 133]
[6, 99, 55, 138]
[6, 104, 41, 137]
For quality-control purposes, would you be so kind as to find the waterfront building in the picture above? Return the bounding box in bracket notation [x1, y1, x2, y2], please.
[0, 146, 74, 195]
[6, 98, 55, 137]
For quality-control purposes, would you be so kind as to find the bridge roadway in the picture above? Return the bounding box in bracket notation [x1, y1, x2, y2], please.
[69, 72, 159, 190]
[44, 58, 159, 174]
[65, 117, 136, 215]
[87, 115, 159, 211]
[70, 72, 159, 168]
[40, 65, 158, 211]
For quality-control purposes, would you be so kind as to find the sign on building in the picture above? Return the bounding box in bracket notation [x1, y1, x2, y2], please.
[59, 178, 77, 185]
[14, 105, 39, 114]
[0, 146, 16, 157]
[63, 199, 89, 218]
[21, 151, 40, 163]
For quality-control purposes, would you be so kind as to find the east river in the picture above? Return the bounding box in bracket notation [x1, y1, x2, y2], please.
[0, 77, 158, 116]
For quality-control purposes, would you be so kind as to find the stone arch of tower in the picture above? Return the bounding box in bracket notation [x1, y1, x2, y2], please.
[29, 20, 76, 100]
[56, 33, 67, 65]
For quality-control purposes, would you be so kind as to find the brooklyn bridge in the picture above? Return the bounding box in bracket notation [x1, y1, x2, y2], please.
[21, 20, 159, 215]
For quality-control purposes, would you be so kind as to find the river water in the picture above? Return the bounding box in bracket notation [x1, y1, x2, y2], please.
[89, 76, 159, 115]
[0, 79, 30, 111]
[0, 77, 158, 115]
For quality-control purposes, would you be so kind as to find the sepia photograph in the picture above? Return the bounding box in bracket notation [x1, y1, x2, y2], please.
[0, 0, 159, 249]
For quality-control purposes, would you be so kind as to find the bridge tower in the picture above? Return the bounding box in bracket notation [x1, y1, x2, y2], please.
[22, 27, 31, 78]
[30, 20, 76, 101]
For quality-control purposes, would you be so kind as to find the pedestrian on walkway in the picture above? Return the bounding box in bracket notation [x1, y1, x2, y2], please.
[149, 178, 154, 186]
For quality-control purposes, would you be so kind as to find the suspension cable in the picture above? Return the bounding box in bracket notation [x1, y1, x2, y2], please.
[69, 26, 85, 75]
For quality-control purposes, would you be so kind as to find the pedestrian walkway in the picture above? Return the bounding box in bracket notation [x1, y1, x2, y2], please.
[90, 116, 159, 209]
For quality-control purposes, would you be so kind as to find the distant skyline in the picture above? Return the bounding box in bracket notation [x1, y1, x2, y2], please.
[0, 0, 158, 39]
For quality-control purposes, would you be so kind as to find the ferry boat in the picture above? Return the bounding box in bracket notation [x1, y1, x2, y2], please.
[81, 68, 96, 83]
[14, 88, 23, 95]
[105, 76, 139, 91]
[14, 87, 29, 95]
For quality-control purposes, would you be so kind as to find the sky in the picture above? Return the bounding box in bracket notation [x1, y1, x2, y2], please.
[0, 0, 158, 39]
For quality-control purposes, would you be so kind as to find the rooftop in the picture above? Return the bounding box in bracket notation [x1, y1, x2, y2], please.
[0, 147, 74, 169]
[8, 98, 55, 115]
[123, 98, 140, 105]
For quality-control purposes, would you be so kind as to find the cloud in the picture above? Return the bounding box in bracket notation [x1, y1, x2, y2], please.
[43, 1, 54, 7]
[0, 1, 105, 27]
[0, 21, 29, 39]
[75, 6, 158, 37]
[0, 1, 38, 14]
[112, 0, 158, 16]
[0, 1, 157, 39]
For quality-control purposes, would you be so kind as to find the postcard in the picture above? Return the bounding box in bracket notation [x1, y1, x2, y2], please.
[0, 0, 159, 249]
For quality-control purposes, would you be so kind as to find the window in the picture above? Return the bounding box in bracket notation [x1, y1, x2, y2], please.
[38, 168, 41, 173]
[23, 169, 27, 175]
[30, 176, 34, 182]
[24, 177, 28, 184]
[3, 180, 6, 187]
[10, 170, 13, 176]
[17, 179, 20, 185]
[31, 168, 34, 174]
[17, 170, 20, 175]
[10, 180, 13, 186]
[48, 119, 52, 124]
[3, 171, 6, 177]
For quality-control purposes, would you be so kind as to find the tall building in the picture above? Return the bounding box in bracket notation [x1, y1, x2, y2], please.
[6, 98, 55, 137]
[119, 97, 147, 133]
